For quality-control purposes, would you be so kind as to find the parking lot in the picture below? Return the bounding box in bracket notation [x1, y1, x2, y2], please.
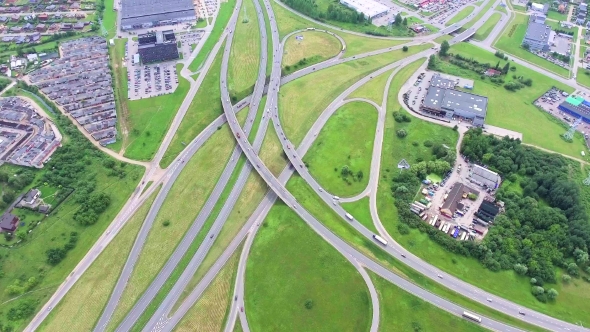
[178, 31, 204, 59]
[125, 40, 180, 100]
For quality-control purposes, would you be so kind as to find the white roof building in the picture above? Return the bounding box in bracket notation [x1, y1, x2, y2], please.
[339, 0, 389, 19]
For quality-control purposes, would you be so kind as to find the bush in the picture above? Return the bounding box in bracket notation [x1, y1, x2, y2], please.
[396, 129, 407, 138]
[162, 220, 171, 227]
[531, 286, 545, 295]
[530, 277, 537, 285]
[562, 274, 571, 283]
[547, 288, 558, 300]
[304, 299, 314, 309]
[567, 262, 579, 277]
[46, 248, 67, 265]
[514, 263, 528, 275]
[402, 46, 409, 52]
[398, 223, 410, 235]
[423, 140, 433, 147]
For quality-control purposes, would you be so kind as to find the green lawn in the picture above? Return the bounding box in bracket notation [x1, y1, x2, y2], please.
[105, 123, 236, 331]
[473, 12, 502, 40]
[188, 0, 237, 72]
[38, 188, 159, 331]
[370, 272, 488, 332]
[245, 202, 371, 332]
[462, 0, 495, 30]
[228, 0, 261, 102]
[303, 101, 377, 197]
[348, 68, 393, 105]
[282, 31, 341, 76]
[270, 0, 407, 57]
[378, 54, 590, 327]
[577, 67, 590, 88]
[279, 44, 431, 146]
[103, 0, 118, 39]
[443, 43, 586, 159]
[161, 50, 223, 168]
[445, 6, 475, 26]
[341, 198, 378, 233]
[496, 4, 507, 14]
[494, 13, 571, 78]
[546, 9, 567, 21]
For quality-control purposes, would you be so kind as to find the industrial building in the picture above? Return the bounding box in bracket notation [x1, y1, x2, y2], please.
[339, 0, 389, 19]
[470, 165, 501, 189]
[557, 95, 590, 123]
[137, 30, 179, 64]
[120, 0, 196, 31]
[420, 77, 488, 127]
[522, 14, 552, 52]
[440, 183, 478, 218]
[475, 200, 500, 223]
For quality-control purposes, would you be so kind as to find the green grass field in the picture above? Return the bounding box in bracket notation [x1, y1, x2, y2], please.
[370, 272, 488, 332]
[348, 68, 393, 105]
[38, 188, 159, 331]
[341, 198, 378, 233]
[473, 12, 502, 40]
[270, 0, 406, 57]
[577, 67, 590, 88]
[496, 4, 508, 14]
[105, 124, 236, 331]
[228, 0, 261, 102]
[494, 13, 571, 77]
[245, 202, 371, 332]
[161, 50, 223, 168]
[378, 53, 590, 327]
[282, 31, 341, 76]
[462, 0, 495, 30]
[442, 43, 586, 159]
[303, 101, 377, 197]
[188, 0, 237, 72]
[546, 9, 568, 21]
[445, 6, 475, 26]
[279, 44, 430, 146]
[103, 0, 118, 39]
[174, 242, 242, 332]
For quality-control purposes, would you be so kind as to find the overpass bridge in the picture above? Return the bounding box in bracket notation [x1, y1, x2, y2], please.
[450, 28, 476, 44]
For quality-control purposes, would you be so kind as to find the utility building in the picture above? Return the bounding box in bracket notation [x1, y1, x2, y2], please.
[470, 165, 501, 189]
[121, 0, 196, 31]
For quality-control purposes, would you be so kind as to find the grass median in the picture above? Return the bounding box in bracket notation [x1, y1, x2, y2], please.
[282, 31, 341, 76]
[473, 12, 501, 41]
[445, 6, 475, 26]
[348, 68, 393, 104]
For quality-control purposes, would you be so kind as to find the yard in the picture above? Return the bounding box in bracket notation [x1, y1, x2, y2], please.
[494, 13, 571, 77]
[282, 31, 341, 76]
[303, 101, 378, 197]
[445, 6, 475, 26]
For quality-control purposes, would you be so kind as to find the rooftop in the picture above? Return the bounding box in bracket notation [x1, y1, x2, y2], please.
[121, 0, 195, 27]
[423, 87, 488, 115]
[524, 20, 551, 43]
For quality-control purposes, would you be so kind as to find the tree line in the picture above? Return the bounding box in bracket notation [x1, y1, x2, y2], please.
[281, 0, 370, 24]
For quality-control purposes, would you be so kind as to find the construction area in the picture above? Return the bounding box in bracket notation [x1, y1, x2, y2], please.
[28, 36, 117, 146]
[0, 97, 61, 168]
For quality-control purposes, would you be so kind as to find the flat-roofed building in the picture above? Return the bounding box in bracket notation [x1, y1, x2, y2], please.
[470, 165, 501, 189]
[121, 0, 196, 31]
[522, 14, 551, 52]
[339, 0, 389, 19]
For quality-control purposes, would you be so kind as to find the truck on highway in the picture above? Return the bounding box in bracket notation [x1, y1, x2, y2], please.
[462, 311, 481, 323]
[373, 234, 388, 246]
[345, 213, 354, 221]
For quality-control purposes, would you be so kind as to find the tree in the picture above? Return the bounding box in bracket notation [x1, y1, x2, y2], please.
[439, 40, 450, 57]
[427, 55, 436, 69]
[531, 286, 545, 295]
[547, 288, 558, 300]
[562, 274, 571, 283]
[403, 17, 408, 25]
[16, 230, 27, 242]
[341, 165, 350, 177]
[304, 299, 314, 309]
[567, 262, 579, 277]
[522, 42, 530, 50]
[574, 248, 589, 265]
[402, 45, 409, 52]
[46, 248, 67, 265]
[356, 170, 364, 181]
[495, 61, 500, 69]
[514, 263, 528, 275]
[396, 129, 407, 138]
[502, 62, 510, 74]
[395, 13, 402, 25]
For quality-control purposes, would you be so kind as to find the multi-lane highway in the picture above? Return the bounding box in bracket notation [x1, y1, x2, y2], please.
[25, 0, 590, 330]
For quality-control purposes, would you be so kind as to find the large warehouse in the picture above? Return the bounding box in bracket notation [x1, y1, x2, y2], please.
[420, 80, 488, 127]
[339, 0, 389, 19]
[137, 31, 179, 64]
[121, 0, 196, 31]
[558, 95, 590, 123]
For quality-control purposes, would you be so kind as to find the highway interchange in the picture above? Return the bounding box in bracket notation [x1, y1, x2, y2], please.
[24, 0, 590, 331]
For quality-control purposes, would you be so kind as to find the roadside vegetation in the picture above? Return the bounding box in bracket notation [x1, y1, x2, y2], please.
[0, 83, 142, 331]
[245, 202, 372, 332]
[445, 6, 475, 26]
[188, 0, 237, 72]
[429, 42, 585, 159]
[370, 272, 488, 332]
[495, 13, 570, 77]
[282, 31, 341, 76]
[228, 0, 262, 103]
[348, 68, 393, 105]
[303, 101, 377, 197]
[38, 188, 159, 331]
[577, 67, 590, 88]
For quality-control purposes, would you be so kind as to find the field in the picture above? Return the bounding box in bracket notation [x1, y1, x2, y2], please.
[348, 68, 393, 104]
[473, 12, 502, 40]
[462, 0, 495, 30]
[370, 272, 488, 332]
[546, 9, 567, 21]
[105, 123, 236, 331]
[103, 0, 118, 39]
[245, 202, 371, 332]
[494, 13, 570, 77]
[188, 0, 237, 72]
[440, 42, 586, 159]
[445, 6, 475, 26]
[341, 198, 378, 233]
[282, 31, 341, 76]
[496, 4, 508, 14]
[278, 44, 431, 146]
[38, 188, 159, 331]
[270, 0, 407, 57]
[377, 54, 590, 326]
[577, 67, 590, 88]
[303, 101, 377, 197]
[228, 0, 261, 102]
[174, 242, 242, 332]
[160, 50, 223, 168]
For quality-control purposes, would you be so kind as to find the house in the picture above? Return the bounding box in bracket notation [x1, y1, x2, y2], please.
[22, 189, 40, 205]
[0, 213, 19, 232]
[10, 14, 19, 22]
[38, 13, 48, 21]
[75, 13, 85, 19]
[69, 2, 80, 10]
[30, 33, 41, 42]
[73, 21, 84, 29]
[531, 2, 549, 14]
[60, 23, 72, 30]
[36, 23, 47, 31]
[485, 68, 502, 76]
[9, 26, 22, 33]
[23, 22, 33, 30]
